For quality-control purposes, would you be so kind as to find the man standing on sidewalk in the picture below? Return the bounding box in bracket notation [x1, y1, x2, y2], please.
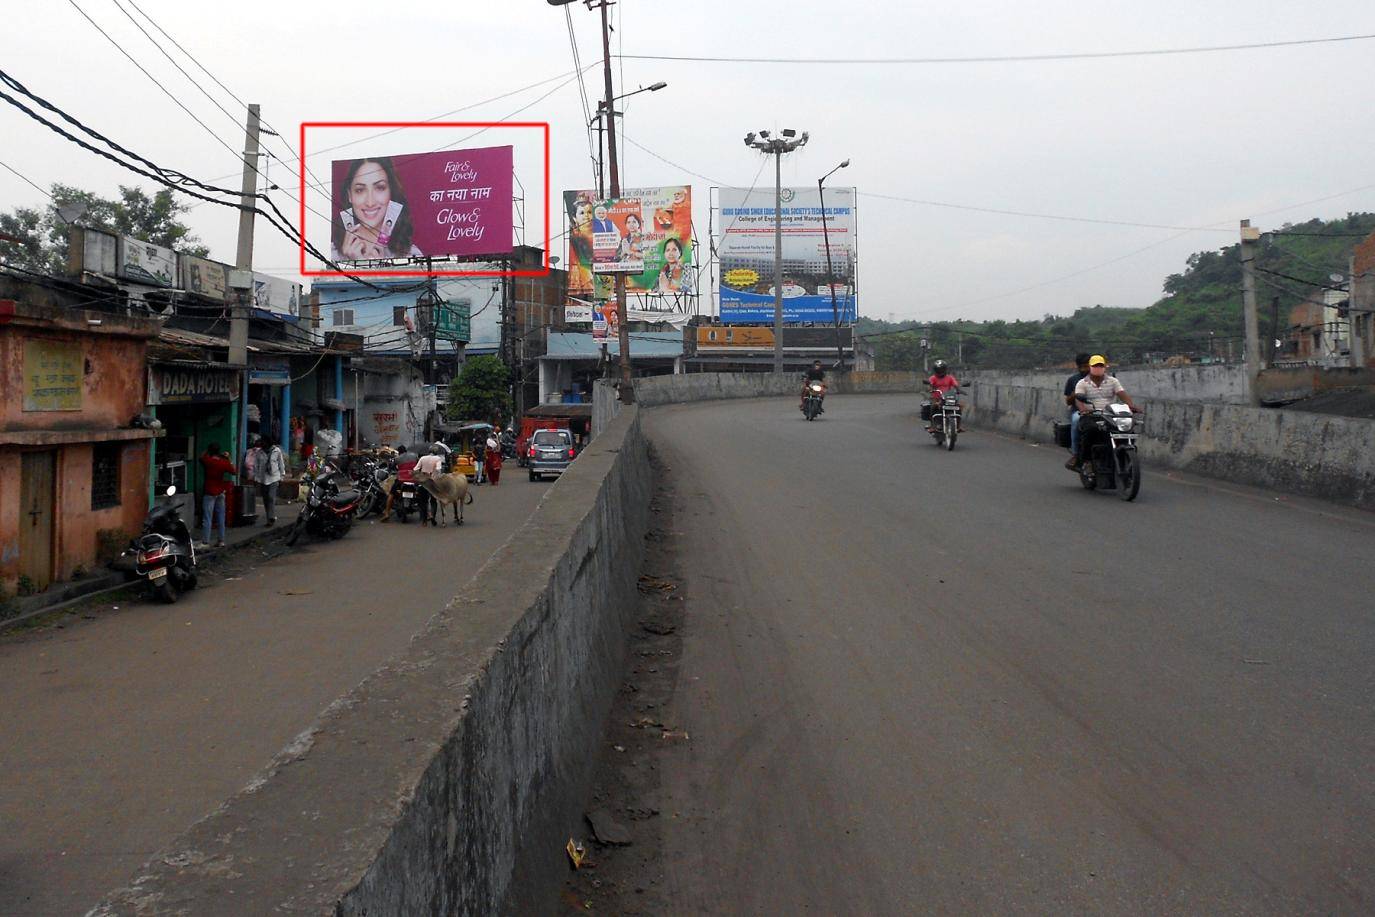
[198, 444, 236, 548]
[256, 435, 286, 526]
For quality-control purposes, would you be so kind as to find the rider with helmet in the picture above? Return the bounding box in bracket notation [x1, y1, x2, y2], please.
[926, 360, 965, 432]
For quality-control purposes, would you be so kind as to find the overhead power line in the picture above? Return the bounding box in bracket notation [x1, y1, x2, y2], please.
[616, 33, 1375, 65]
[858, 190, 1233, 233]
[0, 158, 51, 198]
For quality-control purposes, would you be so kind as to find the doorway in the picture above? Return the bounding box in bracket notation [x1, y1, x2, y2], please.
[19, 450, 56, 591]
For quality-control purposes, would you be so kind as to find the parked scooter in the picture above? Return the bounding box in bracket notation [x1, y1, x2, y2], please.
[129, 485, 197, 603]
[286, 470, 362, 545]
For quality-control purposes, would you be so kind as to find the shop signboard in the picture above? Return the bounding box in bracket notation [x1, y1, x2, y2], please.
[695, 326, 775, 349]
[564, 302, 594, 324]
[118, 236, 176, 287]
[181, 256, 229, 301]
[717, 186, 857, 324]
[79, 228, 117, 275]
[147, 364, 240, 405]
[23, 339, 83, 411]
[329, 145, 514, 261]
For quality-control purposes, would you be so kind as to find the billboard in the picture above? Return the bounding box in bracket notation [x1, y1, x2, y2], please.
[251, 272, 301, 317]
[564, 186, 693, 298]
[717, 186, 857, 324]
[330, 145, 513, 262]
[181, 255, 228, 300]
[118, 236, 176, 287]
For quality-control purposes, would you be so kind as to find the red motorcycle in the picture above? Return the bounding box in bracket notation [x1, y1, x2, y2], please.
[286, 469, 362, 545]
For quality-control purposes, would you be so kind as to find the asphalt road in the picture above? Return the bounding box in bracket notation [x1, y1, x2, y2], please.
[0, 476, 548, 917]
[634, 394, 1375, 915]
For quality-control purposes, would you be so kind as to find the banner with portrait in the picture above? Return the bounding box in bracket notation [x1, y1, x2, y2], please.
[564, 186, 693, 299]
[330, 145, 514, 262]
[716, 186, 857, 324]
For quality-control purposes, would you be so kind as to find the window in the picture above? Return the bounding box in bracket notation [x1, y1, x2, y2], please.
[91, 443, 122, 510]
[333, 308, 355, 326]
[393, 305, 407, 326]
[533, 430, 570, 446]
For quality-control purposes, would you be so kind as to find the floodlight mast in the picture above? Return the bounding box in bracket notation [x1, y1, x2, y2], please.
[744, 129, 809, 372]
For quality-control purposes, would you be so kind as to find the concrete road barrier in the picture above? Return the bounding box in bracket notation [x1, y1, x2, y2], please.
[93, 407, 652, 916]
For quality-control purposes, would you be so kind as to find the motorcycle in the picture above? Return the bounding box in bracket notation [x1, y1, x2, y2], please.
[926, 391, 961, 450]
[802, 382, 826, 421]
[500, 430, 517, 461]
[286, 470, 363, 545]
[129, 485, 197, 603]
[352, 457, 390, 519]
[1075, 403, 1142, 501]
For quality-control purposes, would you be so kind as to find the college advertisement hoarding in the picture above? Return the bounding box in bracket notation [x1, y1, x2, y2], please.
[331, 145, 513, 262]
[564, 186, 694, 297]
[716, 186, 857, 324]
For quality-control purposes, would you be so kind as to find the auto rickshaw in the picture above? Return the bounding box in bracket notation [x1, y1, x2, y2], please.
[444, 422, 493, 479]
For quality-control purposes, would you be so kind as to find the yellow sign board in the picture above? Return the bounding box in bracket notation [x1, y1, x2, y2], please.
[23, 339, 83, 412]
[724, 268, 759, 288]
[696, 327, 775, 348]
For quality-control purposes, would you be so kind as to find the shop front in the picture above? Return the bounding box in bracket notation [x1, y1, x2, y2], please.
[146, 362, 241, 524]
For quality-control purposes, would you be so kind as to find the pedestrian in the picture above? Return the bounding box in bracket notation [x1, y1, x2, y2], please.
[255, 435, 286, 526]
[198, 443, 236, 548]
[473, 432, 486, 484]
[242, 439, 263, 486]
[413, 443, 446, 526]
[484, 427, 503, 486]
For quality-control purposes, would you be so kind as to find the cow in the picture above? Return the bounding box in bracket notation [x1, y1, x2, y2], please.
[418, 471, 474, 526]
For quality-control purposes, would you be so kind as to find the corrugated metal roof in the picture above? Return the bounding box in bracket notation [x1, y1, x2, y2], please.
[543, 332, 682, 360]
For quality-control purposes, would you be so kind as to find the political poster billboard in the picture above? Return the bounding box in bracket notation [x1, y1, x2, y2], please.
[717, 186, 857, 324]
[564, 186, 693, 298]
[331, 145, 513, 262]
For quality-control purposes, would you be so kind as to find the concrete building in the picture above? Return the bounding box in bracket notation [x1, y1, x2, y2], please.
[0, 289, 159, 594]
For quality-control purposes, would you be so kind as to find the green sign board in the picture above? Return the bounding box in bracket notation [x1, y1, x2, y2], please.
[435, 298, 471, 343]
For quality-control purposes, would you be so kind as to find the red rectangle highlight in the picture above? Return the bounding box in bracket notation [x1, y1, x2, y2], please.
[298, 122, 550, 278]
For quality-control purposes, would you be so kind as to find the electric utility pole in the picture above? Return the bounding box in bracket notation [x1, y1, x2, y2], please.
[1240, 219, 1263, 405]
[597, 0, 634, 403]
[818, 159, 849, 370]
[230, 103, 261, 368]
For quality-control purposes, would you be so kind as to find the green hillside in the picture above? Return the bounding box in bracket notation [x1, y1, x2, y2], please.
[863, 212, 1375, 370]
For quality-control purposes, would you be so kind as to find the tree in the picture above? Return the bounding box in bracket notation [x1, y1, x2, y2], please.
[446, 356, 511, 423]
[0, 183, 208, 276]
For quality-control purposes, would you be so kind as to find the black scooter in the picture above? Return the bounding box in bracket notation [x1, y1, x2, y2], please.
[130, 485, 198, 603]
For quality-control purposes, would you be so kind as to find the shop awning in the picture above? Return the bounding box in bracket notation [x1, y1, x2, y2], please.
[1, 428, 160, 446]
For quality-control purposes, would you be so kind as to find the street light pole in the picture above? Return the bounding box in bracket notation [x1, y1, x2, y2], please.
[745, 129, 808, 373]
[818, 159, 849, 370]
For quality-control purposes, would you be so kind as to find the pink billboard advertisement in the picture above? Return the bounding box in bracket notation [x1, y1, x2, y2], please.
[330, 145, 513, 262]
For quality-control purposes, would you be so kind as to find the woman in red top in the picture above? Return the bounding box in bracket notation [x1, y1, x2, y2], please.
[926, 360, 966, 433]
[199, 444, 237, 547]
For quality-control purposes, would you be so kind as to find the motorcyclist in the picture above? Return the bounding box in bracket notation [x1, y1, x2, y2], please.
[380, 443, 419, 522]
[800, 360, 827, 412]
[926, 360, 965, 432]
[1068, 355, 1142, 470]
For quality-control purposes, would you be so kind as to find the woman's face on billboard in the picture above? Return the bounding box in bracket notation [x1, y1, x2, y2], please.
[349, 162, 391, 230]
[664, 238, 683, 265]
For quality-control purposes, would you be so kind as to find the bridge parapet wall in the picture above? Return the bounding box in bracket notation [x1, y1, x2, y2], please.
[967, 382, 1375, 509]
[94, 407, 653, 915]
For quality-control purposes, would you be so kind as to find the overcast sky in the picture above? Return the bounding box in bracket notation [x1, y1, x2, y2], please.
[3, 0, 1372, 322]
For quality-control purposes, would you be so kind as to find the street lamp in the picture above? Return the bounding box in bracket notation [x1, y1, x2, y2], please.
[589, 82, 668, 197]
[745, 128, 809, 373]
[818, 159, 849, 370]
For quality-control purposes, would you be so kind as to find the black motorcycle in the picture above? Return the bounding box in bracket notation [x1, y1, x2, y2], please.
[129, 485, 197, 603]
[286, 471, 363, 545]
[352, 458, 390, 519]
[802, 381, 826, 421]
[1075, 404, 1143, 501]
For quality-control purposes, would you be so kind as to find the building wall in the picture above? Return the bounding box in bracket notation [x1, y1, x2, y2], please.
[0, 325, 149, 433]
